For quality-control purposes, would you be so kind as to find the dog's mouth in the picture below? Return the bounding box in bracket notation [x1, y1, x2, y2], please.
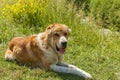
[56, 45, 66, 54]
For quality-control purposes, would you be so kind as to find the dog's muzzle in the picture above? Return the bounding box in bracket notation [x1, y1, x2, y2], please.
[61, 41, 67, 48]
[56, 36, 68, 54]
[56, 41, 67, 54]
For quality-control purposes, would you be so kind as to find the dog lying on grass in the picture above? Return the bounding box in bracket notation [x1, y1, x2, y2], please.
[5, 24, 92, 79]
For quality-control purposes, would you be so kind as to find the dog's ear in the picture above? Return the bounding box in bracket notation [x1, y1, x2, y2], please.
[42, 24, 55, 49]
[47, 24, 55, 29]
[65, 25, 71, 35]
[46, 24, 55, 35]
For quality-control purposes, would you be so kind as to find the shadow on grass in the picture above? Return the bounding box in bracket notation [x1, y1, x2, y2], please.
[5, 61, 86, 80]
[54, 72, 86, 80]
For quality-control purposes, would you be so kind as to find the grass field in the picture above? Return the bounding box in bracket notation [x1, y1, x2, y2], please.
[0, 0, 120, 80]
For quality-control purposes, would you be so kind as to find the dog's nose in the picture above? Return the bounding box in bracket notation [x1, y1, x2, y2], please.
[61, 41, 67, 48]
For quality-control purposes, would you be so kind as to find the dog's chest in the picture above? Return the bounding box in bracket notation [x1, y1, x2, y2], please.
[42, 47, 59, 64]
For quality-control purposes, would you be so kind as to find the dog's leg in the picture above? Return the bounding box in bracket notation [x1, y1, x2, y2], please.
[67, 64, 92, 79]
[50, 64, 92, 79]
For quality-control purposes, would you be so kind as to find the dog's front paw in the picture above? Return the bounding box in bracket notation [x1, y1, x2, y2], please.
[84, 74, 92, 80]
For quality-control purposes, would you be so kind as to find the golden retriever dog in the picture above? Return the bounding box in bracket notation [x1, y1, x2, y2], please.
[5, 24, 92, 79]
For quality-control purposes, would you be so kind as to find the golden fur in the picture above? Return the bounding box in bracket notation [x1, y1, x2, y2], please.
[5, 24, 92, 79]
[5, 24, 70, 69]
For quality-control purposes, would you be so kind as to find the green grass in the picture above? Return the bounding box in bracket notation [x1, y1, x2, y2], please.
[0, 21, 120, 80]
[0, 0, 120, 80]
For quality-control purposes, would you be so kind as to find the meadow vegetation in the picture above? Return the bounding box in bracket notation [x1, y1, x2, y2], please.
[0, 0, 120, 80]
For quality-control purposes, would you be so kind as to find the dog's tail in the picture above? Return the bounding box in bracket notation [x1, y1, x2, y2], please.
[5, 47, 15, 61]
[5, 37, 22, 61]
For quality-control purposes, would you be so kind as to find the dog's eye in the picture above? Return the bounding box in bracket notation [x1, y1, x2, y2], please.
[64, 33, 67, 36]
[54, 33, 59, 37]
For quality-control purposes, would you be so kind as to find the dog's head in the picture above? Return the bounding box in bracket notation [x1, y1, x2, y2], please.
[45, 24, 71, 54]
